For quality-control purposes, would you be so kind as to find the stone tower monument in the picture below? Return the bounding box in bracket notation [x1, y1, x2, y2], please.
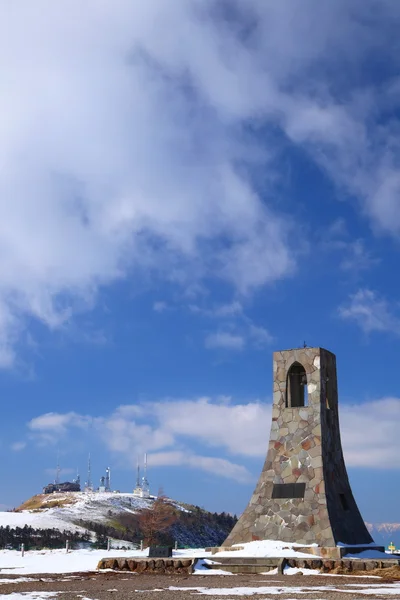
[225, 347, 374, 551]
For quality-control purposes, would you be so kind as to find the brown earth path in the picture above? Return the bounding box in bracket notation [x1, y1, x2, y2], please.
[1, 571, 400, 599]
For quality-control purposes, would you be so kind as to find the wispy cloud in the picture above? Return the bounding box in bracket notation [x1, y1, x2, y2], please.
[10, 441, 26, 452]
[204, 331, 245, 351]
[2, 3, 400, 364]
[321, 221, 378, 273]
[25, 394, 400, 480]
[339, 289, 400, 335]
[153, 301, 168, 313]
[190, 300, 272, 352]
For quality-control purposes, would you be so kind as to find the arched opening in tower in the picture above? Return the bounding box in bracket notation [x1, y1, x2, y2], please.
[286, 362, 307, 407]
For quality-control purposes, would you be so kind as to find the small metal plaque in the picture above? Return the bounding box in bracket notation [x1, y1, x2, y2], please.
[148, 546, 173, 558]
[272, 483, 306, 499]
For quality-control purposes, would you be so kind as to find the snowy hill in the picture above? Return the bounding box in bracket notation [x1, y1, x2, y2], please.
[0, 491, 235, 548]
[0, 491, 154, 534]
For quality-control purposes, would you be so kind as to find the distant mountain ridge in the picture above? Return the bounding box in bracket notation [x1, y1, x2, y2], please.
[366, 522, 400, 549]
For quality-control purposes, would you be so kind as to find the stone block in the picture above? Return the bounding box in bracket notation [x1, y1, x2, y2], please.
[352, 561, 366, 571]
[127, 559, 137, 571]
[136, 561, 148, 573]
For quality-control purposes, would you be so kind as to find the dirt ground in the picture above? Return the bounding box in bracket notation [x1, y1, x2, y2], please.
[1, 571, 400, 599]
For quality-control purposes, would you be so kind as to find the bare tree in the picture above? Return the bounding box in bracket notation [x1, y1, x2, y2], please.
[138, 489, 177, 546]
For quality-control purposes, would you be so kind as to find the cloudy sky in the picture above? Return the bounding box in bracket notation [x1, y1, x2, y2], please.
[1, 0, 400, 522]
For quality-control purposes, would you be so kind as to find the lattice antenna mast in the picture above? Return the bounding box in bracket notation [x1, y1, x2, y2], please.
[141, 452, 150, 496]
[55, 449, 61, 485]
[105, 467, 111, 492]
[136, 457, 141, 488]
[86, 453, 92, 490]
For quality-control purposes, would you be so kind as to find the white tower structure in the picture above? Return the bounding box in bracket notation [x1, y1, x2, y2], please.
[105, 467, 111, 492]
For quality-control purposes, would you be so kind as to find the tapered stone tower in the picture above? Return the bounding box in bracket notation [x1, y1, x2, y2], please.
[225, 347, 375, 552]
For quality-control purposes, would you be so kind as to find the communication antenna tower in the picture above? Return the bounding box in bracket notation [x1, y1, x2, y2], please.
[73, 468, 80, 486]
[141, 452, 150, 497]
[55, 449, 61, 485]
[136, 457, 141, 488]
[85, 453, 93, 491]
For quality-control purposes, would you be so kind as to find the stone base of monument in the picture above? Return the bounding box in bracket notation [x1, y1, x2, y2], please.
[206, 544, 386, 560]
[203, 555, 400, 575]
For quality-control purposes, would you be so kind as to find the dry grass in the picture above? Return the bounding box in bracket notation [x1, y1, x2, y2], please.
[15, 495, 47, 512]
[329, 564, 400, 580]
[16, 493, 77, 512]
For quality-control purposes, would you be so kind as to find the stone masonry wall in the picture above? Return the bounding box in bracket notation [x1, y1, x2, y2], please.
[97, 557, 194, 574]
[224, 347, 373, 548]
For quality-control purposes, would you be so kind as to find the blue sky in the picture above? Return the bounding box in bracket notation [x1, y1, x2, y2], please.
[1, 1, 400, 524]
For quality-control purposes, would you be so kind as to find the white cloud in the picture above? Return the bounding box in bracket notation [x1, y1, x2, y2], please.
[339, 240, 378, 272]
[341, 398, 400, 468]
[153, 301, 168, 313]
[26, 395, 400, 476]
[0, 1, 300, 366]
[191, 300, 272, 351]
[339, 289, 400, 335]
[321, 222, 378, 272]
[148, 451, 251, 483]
[10, 441, 26, 452]
[29, 412, 93, 444]
[204, 323, 271, 352]
[2, 2, 400, 364]
[204, 331, 245, 351]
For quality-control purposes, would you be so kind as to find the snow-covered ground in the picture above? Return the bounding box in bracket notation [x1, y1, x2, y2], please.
[214, 540, 321, 559]
[0, 539, 396, 576]
[0, 548, 141, 575]
[0, 548, 214, 575]
[166, 583, 400, 596]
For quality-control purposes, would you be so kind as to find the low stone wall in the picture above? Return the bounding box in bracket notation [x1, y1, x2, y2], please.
[287, 557, 400, 572]
[97, 556, 400, 575]
[97, 557, 195, 574]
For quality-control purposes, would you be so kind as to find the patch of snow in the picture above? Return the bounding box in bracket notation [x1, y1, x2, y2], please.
[215, 540, 321, 558]
[193, 560, 234, 576]
[0, 594, 61, 600]
[284, 566, 321, 575]
[167, 583, 400, 596]
[0, 578, 35, 585]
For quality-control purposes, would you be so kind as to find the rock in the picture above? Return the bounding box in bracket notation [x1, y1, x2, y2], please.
[180, 559, 192, 568]
[136, 561, 148, 573]
[352, 561, 366, 571]
[127, 559, 137, 571]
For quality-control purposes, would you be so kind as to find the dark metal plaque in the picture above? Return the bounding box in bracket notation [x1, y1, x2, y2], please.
[148, 546, 173, 558]
[272, 483, 306, 499]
